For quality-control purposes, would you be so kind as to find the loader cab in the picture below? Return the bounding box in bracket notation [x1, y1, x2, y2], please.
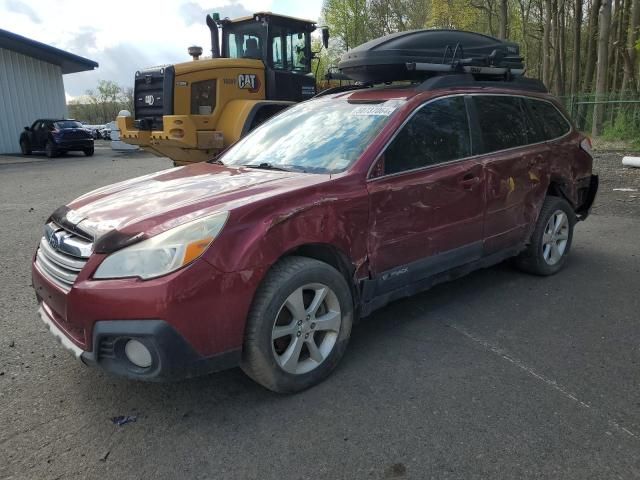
[221, 12, 318, 101]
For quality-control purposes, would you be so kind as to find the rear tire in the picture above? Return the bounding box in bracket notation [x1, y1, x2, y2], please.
[241, 256, 353, 393]
[84, 147, 94, 157]
[515, 196, 576, 276]
[20, 140, 31, 155]
[45, 141, 57, 158]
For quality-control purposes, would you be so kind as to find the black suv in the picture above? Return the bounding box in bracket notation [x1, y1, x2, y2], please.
[20, 119, 94, 158]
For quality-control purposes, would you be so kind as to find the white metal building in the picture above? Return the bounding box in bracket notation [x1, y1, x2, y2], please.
[0, 29, 98, 154]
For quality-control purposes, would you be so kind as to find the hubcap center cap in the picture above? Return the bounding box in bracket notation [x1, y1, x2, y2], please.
[299, 318, 314, 334]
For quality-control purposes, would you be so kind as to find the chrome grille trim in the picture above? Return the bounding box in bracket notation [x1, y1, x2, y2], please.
[35, 222, 92, 292]
[38, 238, 85, 271]
[36, 250, 78, 284]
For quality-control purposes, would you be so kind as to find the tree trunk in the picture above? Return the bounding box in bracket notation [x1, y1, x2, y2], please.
[583, 0, 603, 92]
[621, 0, 640, 92]
[543, 0, 553, 86]
[609, 0, 622, 93]
[518, 0, 532, 74]
[558, 0, 567, 95]
[593, 0, 612, 136]
[571, 0, 583, 96]
[499, 0, 508, 38]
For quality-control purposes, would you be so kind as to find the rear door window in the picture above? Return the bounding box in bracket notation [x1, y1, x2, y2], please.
[473, 96, 529, 153]
[384, 96, 471, 175]
[525, 99, 571, 140]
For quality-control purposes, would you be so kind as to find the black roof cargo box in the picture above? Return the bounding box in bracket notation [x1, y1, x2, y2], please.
[338, 29, 524, 83]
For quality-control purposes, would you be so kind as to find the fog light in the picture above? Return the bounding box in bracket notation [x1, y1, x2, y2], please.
[124, 339, 152, 368]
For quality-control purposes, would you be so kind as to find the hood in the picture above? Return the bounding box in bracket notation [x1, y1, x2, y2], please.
[52, 163, 323, 252]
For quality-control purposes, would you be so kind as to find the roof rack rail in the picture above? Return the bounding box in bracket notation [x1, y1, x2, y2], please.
[417, 74, 547, 93]
[313, 74, 547, 98]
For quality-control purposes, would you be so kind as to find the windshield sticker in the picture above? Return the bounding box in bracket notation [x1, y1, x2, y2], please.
[352, 105, 396, 116]
[351, 100, 404, 116]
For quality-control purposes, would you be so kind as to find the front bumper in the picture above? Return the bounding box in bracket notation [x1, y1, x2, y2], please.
[38, 303, 242, 381]
[38, 304, 239, 380]
[55, 139, 94, 151]
[83, 319, 241, 381]
[33, 256, 262, 381]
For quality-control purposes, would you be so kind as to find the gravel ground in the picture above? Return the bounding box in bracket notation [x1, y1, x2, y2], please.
[592, 149, 640, 217]
[1, 147, 639, 479]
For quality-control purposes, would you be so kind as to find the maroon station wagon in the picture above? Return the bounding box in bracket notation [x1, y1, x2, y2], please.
[32, 75, 598, 393]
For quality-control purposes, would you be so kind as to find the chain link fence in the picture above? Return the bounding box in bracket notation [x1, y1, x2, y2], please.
[559, 93, 640, 141]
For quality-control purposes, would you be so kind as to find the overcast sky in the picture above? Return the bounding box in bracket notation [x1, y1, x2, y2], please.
[0, 0, 324, 99]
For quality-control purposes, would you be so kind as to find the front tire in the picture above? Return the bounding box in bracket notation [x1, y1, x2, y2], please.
[515, 196, 576, 276]
[241, 256, 354, 393]
[84, 147, 94, 157]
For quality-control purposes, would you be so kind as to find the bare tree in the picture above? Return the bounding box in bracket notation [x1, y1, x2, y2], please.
[570, 0, 582, 96]
[499, 0, 508, 38]
[621, 0, 640, 92]
[583, 0, 603, 92]
[543, 0, 552, 86]
[593, 0, 613, 136]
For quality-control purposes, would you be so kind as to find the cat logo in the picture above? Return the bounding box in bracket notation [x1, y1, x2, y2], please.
[237, 74, 260, 93]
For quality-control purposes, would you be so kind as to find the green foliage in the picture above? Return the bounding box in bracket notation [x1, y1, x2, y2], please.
[322, 0, 372, 50]
[67, 80, 133, 124]
[602, 111, 640, 149]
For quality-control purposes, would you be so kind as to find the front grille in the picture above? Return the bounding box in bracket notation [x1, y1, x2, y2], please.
[34, 222, 92, 292]
[134, 65, 175, 130]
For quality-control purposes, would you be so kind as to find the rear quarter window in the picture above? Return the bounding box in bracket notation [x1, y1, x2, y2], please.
[525, 99, 571, 140]
[473, 96, 529, 153]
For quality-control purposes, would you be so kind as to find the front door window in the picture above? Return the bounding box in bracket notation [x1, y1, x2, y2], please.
[367, 96, 485, 276]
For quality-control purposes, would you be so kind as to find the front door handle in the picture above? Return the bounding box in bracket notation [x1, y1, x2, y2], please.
[460, 172, 481, 189]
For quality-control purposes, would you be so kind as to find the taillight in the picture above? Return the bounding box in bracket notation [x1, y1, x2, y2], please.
[580, 137, 592, 155]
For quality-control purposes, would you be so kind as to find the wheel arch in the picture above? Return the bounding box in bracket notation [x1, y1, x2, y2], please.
[546, 176, 576, 207]
[278, 243, 361, 311]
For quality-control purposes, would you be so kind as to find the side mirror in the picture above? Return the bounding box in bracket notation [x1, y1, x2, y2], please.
[24, 126, 30, 131]
[322, 27, 330, 49]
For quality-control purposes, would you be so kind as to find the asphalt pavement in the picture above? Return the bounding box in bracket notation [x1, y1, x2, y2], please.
[1, 146, 639, 479]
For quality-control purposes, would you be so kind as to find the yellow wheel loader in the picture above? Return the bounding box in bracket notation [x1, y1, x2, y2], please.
[117, 12, 329, 165]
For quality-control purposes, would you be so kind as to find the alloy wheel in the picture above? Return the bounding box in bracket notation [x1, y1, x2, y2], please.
[542, 210, 569, 265]
[271, 283, 342, 375]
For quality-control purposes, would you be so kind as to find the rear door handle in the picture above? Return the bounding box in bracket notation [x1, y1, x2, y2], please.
[529, 154, 544, 167]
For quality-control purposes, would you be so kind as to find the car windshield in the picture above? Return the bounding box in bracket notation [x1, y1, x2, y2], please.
[221, 99, 404, 174]
[54, 121, 83, 129]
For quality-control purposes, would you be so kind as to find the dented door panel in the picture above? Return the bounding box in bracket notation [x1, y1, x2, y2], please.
[367, 159, 485, 276]
[483, 144, 551, 254]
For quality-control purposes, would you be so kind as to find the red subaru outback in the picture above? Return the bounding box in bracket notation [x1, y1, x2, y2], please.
[32, 75, 597, 392]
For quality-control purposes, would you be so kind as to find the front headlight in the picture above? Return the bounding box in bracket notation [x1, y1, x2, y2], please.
[94, 212, 229, 280]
